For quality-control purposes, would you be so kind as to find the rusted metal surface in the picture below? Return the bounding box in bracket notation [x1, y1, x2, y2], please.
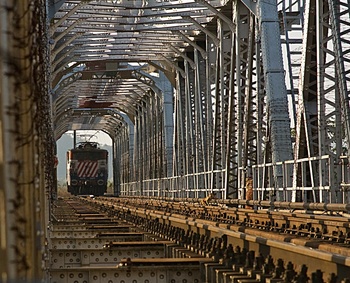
[51, 235, 145, 250]
[50, 262, 208, 283]
[48, 196, 350, 282]
[79, 196, 350, 280]
[49, 197, 212, 283]
[51, 244, 169, 268]
[50, 226, 132, 238]
[94, 196, 350, 244]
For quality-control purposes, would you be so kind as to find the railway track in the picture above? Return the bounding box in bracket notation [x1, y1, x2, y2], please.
[49, 196, 350, 282]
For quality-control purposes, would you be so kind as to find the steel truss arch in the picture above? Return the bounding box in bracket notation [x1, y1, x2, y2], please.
[49, 0, 350, 204]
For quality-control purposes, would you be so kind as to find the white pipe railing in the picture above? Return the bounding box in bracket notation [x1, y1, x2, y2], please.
[120, 155, 350, 203]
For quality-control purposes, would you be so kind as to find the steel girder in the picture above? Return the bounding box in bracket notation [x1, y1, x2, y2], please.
[118, 73, 174, 195]
[49, 0, 225, 196]
[5, 0, 350, 280]
[328, 0, 350, 202]
[0, 0, 52, 280]
[171, 0, 293, 200]
[293, 0, 350, 203]
[49, 0, 350, 204]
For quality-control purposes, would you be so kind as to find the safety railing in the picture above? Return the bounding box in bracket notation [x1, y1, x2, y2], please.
[120, 169, 226, 198]
[120, 155, 350, 203]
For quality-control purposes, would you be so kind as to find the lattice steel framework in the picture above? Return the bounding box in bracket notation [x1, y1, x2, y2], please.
[3, 0, 350, 280]
[1, 0, 52, 280]
[48, 0, 350, 202]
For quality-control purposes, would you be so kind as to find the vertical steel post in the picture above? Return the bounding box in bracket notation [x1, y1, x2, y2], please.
[258, 0, 293, 201]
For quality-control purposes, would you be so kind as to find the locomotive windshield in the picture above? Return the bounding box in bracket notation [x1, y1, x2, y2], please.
[70, 151, 106, 161]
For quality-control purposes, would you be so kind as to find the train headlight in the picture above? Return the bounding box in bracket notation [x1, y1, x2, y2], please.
[71, 180, 78, 186]
[97, 180, 104, 186]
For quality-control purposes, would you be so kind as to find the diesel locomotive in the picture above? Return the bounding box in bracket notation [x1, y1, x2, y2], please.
[66, 142, 108, 196]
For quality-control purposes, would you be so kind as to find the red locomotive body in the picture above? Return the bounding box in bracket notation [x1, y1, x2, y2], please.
[66, 142, 108, 196]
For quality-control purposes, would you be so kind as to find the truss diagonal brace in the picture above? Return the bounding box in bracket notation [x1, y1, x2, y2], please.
[182, 16, 219, 46]
[240, 0, 258, 15]
[51, 19, 85, 48]
[50, 1, 91, 33]
[172, 31, 207, 60]
[51, 33, 84, 59]
[167, 44, 196, 69]
[159, 55, 186, 78]
[195, 0, 236, 32]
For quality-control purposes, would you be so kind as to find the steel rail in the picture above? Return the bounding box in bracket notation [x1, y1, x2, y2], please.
[77, 196, 350, 278]
[117, 195, 350, 212]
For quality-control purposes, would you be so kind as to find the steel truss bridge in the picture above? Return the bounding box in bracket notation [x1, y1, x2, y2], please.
[1, 0, 350, 280]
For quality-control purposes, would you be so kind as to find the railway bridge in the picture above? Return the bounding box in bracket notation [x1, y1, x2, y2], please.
[1, 0, 350, 282]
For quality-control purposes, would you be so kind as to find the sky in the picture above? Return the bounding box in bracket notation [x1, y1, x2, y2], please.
[56, 130, 113, 182]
